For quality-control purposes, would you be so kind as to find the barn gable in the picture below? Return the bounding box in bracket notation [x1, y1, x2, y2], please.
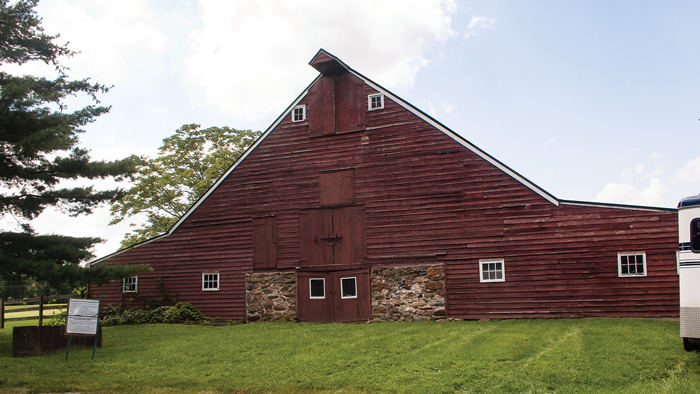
[91, 49, 678, 322]
[170, 48, 559, 236]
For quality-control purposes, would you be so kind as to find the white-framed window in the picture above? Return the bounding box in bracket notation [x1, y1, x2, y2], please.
[368, 93, 384, 111]
[292, 105, 306, 122]
[202, 272, 220, 291]
[618, 252, 647, 277]
[122, 276, 138, 293]
[340, 277, 358, 299]
[309, 278, 325, 299]
[479, 259, 505, 283]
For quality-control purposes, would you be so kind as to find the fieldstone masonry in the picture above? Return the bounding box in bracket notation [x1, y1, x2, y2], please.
[370, 264, 447, 322]
[246, 272, 296, 322]
[245, 264, 447, 323]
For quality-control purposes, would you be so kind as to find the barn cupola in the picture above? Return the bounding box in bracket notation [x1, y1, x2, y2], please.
[307, 49, 366, 135]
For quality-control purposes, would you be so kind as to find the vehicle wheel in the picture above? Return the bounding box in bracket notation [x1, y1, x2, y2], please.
[683, 337, 697, 352]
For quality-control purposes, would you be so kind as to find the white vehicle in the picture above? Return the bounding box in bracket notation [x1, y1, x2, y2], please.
[678, 195, 700, 351]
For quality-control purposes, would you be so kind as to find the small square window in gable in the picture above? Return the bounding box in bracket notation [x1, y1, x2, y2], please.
[292, 105, 306, 122]
[368, 93, 384, 111]
[319, 168, 354, 207]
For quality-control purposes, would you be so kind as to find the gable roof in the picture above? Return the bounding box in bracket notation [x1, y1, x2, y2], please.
[309, 49, 559, 202]
[92, 49, 673, 265]
[177, 49, 559, 224]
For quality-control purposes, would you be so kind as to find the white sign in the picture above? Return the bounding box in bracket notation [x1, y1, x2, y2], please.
[65, 299, 100, 335]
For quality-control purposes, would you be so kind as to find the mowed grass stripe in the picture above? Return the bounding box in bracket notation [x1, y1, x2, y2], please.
[362, 324, 497, 393]
[481, 324, 585, 394]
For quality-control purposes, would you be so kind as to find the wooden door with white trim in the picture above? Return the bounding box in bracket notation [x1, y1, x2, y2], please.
[297, 269, 370, 323]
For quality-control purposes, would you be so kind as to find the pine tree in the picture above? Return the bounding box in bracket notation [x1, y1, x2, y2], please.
[0, 0, 148, 296]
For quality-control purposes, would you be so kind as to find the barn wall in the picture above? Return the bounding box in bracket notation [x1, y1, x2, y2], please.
[92, 69, 679, 320]
[90, 223, 252, 320]
[445, 203, 679, 319]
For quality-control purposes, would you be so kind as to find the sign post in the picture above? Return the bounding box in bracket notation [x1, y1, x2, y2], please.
[65, 296, 100, 360]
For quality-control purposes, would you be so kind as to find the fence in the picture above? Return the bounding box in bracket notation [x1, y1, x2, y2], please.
[0, 295, 71, 329]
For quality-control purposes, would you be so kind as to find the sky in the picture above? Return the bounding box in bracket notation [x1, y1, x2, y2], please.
[2, 0, 699, 258]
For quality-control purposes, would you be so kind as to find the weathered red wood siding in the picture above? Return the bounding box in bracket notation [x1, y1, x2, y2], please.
[92, 65, 679, 320]
[90, 222, 252, 320]
[446, 203, 678, 318]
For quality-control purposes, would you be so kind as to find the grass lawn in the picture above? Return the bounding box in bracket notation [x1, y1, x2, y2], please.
[1, 318, 700, 393]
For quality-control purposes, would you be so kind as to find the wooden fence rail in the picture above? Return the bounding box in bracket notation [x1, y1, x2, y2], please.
[0, 294, 72, 329]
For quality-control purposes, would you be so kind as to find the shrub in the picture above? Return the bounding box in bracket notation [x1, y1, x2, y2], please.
[161, 303, 208, 323]
[99, 303, 209, 325]
[45, 303, 209, 326]
[47, 310, 67, 326]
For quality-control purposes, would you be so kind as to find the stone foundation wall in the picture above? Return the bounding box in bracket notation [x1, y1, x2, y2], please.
[246, 272, 296, 322]
[246, 264, 447, 323]
[370, 264, 447, 322]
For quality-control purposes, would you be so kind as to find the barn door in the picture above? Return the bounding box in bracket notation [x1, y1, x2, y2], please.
[330, 270, 370, 322]
[300, 210, 333, 266]
[296, 273, 333, 323]
[332, 206, 366, 265]
[297, 269, 370, 323]
[299, 206, 366, 267]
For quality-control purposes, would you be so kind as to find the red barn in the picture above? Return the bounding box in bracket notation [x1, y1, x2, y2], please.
[90, 49, 679, 322]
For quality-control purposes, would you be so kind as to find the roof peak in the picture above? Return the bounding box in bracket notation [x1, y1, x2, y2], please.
[309, 49, 348, 75]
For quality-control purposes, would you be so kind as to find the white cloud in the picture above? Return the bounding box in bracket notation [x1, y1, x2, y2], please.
[675, 155, 700, 182]
[648, 165, 666, 179]
[463, 15, 495, 39]
[29, 206, 141, 259]
[621, 164, 644, 180]
[89, 144, 157, 161]
[186, 0, 458, 121]
[618, 162, 666, 183]
[417, 99, 438, 117]
[595, 178, 668, 206]
[441, 101, 455, 114]
[35, 1, 171, 81]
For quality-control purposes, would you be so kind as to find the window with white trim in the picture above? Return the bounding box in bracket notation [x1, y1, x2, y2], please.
[618, 253, 647, 277]
[123, 276, 138, 293]
[479, 259, 505, 283]
[202, 272, 220, 291]
[292, 105, 306, 122]
[309, 278, 325, 299]
[368, 93, 384, 111]
[340, 277, 357, 299]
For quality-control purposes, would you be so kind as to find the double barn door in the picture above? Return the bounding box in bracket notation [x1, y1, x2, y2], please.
[297, 270, 370, 323]
[300, 206, 365, 267]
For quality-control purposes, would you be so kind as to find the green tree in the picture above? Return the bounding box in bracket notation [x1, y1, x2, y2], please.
[0, 0, 149, 296]
[110, 124, 261, 247]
